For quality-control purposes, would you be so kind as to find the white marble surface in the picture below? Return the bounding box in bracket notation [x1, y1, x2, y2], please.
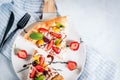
[56, 0, 120, 79]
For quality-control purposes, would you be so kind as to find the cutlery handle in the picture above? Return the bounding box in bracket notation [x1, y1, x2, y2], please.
[0, 28, 18, 50]
[0, 28, 18, 61]
[0, 32, 7, 47]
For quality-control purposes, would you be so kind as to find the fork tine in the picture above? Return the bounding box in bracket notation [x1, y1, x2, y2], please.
[20, 15, 29, 26]
[18, 13, 29, 25]
[17, 13, 28, 24]
[17, 13, 31, 28]
[23, 13, 30, 23]
[22, 14, 30, 26]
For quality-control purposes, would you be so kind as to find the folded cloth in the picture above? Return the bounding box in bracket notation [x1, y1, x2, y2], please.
[0, 0, 116, 80]
[0, 0, 43, 59]
[78, 46, 116, 80]
[0, 0, 12, 6]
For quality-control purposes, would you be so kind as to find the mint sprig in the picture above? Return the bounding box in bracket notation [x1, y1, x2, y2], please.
[56, 22, 64, 28]
[30, 32, 44, 40]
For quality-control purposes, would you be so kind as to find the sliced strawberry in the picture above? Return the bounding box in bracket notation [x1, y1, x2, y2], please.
[50, 32, 62, 38]
[46, 40, 54, 50]
[39, 28, 48, 33]
[30, 68, 36, 78]
[35, 65, 45, 72]
[39, 55, 45, 66]
[52, 46, 61, 54]
[17, 50, 28, 59]
[70, 41, 80, 51]
[67, 61, 77, 71]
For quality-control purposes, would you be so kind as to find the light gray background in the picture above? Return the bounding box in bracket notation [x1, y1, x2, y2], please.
[56, 0, 120, 79]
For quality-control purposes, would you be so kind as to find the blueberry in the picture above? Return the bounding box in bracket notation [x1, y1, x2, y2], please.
[43, 36, 50, 43]
[32, 60, 38, 66]
[43, 70, 48, 76]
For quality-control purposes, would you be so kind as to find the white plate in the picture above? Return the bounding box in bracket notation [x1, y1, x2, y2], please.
[11, 17, 86, 80]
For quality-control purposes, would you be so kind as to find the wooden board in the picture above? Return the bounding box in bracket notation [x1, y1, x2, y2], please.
[43, 0, 57, 12]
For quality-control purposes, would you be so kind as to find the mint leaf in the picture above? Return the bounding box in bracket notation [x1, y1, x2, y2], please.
[30, 32, 44, 40]
[55, 39, 62, 45]
[56, 22, 64, 28]
[35, 75, 45, 80]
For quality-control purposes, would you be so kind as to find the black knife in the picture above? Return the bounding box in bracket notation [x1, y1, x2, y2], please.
[0, 12, 14, 48]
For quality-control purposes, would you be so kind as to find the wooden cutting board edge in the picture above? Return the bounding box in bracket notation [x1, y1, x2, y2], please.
[43, 0, 57, 13]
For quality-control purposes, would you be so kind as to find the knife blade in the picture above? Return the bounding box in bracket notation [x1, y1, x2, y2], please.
[0, 12, 14, 48]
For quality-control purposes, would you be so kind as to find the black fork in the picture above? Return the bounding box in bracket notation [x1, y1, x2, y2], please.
[0, 13, 31, 52]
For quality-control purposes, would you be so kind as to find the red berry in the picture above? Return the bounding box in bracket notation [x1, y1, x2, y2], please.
[52, 46, 61, 54]
[50, 32, 62, 38]
[30, 68, 36, 78]
[39, 56, 45, 66]
[70, 41, 80, 51]
[35, 65, 45, 72]
[67, 61, 77, 71]
[46, 40, 54, 50]
[39, 28, 48, 33]
[17, 50, 28, 59]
